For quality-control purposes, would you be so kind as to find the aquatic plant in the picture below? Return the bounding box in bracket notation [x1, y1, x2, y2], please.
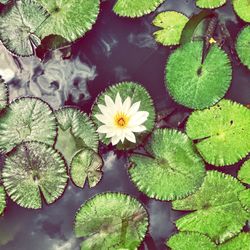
[233, 0, 250, 22]
[238, 159, 250, 184]
[0, 186, 6, 216]
[0, 78, 8, 111]
[196, 0, 226, 9]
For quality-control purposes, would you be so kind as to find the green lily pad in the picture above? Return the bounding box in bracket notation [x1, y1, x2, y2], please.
[55, 107, 98, 165]
[0, 186, 6, 216]
[0, 0, 49, 56]
[167, 232, 217, 250]
[186, 99, 250, 166]
[152, 11, 189, 46]
[2, 142, 68, 209]
[113, 0, 164, 18]
[166, 41, 232, 109]
[74, 192, 149, 250]
[0, 97, 57, 153]
[196, 0, 226, 9]
[91, 82, 155, 149]
[238, 189, 250, 212]
[236, 26, 250, 69]
[0, 78, 8, 111]
[173, 171, 249, 243]
[218, 233, 250, 250]
[0, 0, 8, 5]
[36, 0, 100, 42]
[238, 159, 250, 184]
[129, 129, 205, 200]
[233, 0, 250, 23]
[70, 148, 103, 188]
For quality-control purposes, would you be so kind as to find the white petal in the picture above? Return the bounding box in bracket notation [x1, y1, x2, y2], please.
[129, 125, 146, 133]
[127, 101, 141, 116]
[95, 114, 112, 125]
[111, 135, 121, 145]
[129, 111, 149, 126]
[122, 97, 131, 114]
[98, 104, 115, 117]
[125, 131, 136, 143]
[105, 95, 115, 108]
[115, 92, 123, 111]
[97, 125, 113, 134]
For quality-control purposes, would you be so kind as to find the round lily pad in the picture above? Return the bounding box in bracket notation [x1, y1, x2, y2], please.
[2, 142, 68, 209]
[55, 107, 98, 165]
[167, 232, 217, 250]
[0, 97, 57, 153]
[238, 159, 250, 184]
[129, 129, 205, 200]
[218, 233, 250, 250]
[0, 186, 6, 216]
[238, 189, 250, 212]
[236, 26, 250, 69]
[152, 11, 189, 46]
[70, 148, 103, 188]
[113, 0, 164, 18]
[91, 82, 155, 149]
[36, 0, 100, 42]
[173, 171, 249, 243]
[186, 99, 250, 166]
[0, 0, 49, 56]
[166, 41, 232, 109]
[0, 78, 8, 111]
[233, 0, 250, 23]
[74, 192, 149, 250]
[196, 0, 226, 9]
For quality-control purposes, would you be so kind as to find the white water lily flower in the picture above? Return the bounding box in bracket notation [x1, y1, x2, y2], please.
[95, 92, 149, 145]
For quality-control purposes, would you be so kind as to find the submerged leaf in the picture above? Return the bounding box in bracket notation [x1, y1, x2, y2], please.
[218, 233, 250, 250]
[55, 107, 98, 165]
[186, 99, 250, 166]
[0, 97, 57, 153]
[2, 142, 68, 209]
[0, 0, 49, 56]
[238, 160, 250, 184]
[167, 232, 217, 250]
[129, 129, 205, 200]
[74, 192, 149, 250]
[0, 78, 8, 111]
[36, 0, 100, 42]
[70, 148, 103, 188]
[173, 171, 249, 243]
[166, 41, 232, 109]
[233, 0, 250, 22]
[113, 0, 164, 18]
[152, 11, 189, 46]
[196, 0, 226, 9]
[0, 186, 6, 216]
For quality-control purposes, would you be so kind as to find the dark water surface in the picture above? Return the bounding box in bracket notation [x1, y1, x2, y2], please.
[0, 0, 249, 249]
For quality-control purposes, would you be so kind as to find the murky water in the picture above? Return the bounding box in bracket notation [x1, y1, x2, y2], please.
[0, 0, 249, 249]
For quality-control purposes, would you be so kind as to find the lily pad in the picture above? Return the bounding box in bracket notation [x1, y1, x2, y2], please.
[173, 171, 249, 243]
[2, 142, 68, 209]
[0, 78, 8, 111]
[186, 99, 250, 166]
[233, 0, 250, 23]
[70, 148, 103, 188]
[129, 129, 205, 200]
[166, 41, 232, 109]
[36, 0, 100, 42]
[196, 0, 226, 9]
[218, 233, 250, 250]
[91, 82, 155, 149]
[0, 0, 49, 56]
[238, 159, 250, 184]
[236, 26, 250, 69]
[0, 97, 57, 153]
[152, 11, 189, 46]
[238, 189, 250, 212]
[113, 0, 164, 18]
[0, 186, 6, 216]
[167, 232, 217, 250]
[55, 107, 98, 165]
[74, 192, 149, 250]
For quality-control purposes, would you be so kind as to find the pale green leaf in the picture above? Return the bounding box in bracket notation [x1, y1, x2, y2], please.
[218, 233, 250, 250]
[233, 0, 250, 22]
[0, 186, 6, 216]
[238, 159, 250, 184]
[196, 0, 226, 9]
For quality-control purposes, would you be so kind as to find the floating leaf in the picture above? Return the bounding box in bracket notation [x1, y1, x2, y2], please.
[0, 97, 57, 153]
[91, 82, 155, 149]
[74, 192, 149, 249]
[2, 142, 68, 209]
[173, 171, 249, 243]
[55, 107, 98, 165]
[238, 189, 250, 212]
[113, 0, 164, 18]
[167, 232, 217, 250]
[129, 129, 205, 200]
[218, 233, 250, 250]
[186, 99, 250, 166]
[0, 0, 8, 5]
[152, 11, 189, 46]
[236, 26, 250, 69]
[233, 0, 250, 23]
[36, 0, 100, 42]
[238, 160, 250, 184]
[0, 186, 6, 216]
[0, 78, 8, 111]
[196, 0, 226, 9]
[70, 148, 103, 188]
[0, 0, 49, 56]
[166, 42, 232, 109]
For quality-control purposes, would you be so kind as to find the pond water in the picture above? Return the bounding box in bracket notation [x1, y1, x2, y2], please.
[0, 0, 249, 249]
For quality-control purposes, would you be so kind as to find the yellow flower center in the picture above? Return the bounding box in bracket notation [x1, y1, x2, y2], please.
[209, 37, 216, 44]
[114, 112, 130, 128]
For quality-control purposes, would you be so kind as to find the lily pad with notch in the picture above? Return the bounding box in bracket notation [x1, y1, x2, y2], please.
[0, 185, 6, 216]
[238, 159, 250, 184]
[233, 0, 250, 23]
[196, 0, 226, 9]
[2, 141, 68, 209]
[129, 129, 205, 200]
[74, 192, 149, 250]
[186, 99, 250, 166]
